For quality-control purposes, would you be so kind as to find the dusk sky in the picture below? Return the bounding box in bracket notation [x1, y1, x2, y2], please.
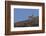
[14, 8, 39, 22]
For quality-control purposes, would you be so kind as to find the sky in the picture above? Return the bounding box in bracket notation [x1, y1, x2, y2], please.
[14, 8, 39, 22]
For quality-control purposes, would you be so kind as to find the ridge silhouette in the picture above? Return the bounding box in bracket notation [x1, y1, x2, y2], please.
[14, 16, 39, 27]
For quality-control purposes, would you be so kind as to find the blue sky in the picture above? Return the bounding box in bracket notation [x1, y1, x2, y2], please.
[14, 8, 39, 22]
